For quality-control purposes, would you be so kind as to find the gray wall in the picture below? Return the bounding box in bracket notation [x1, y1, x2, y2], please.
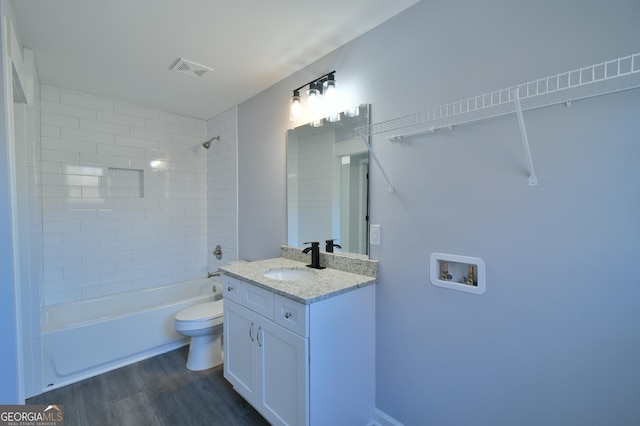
[239, 0, 640, 423]
[237, 86, 287, 261]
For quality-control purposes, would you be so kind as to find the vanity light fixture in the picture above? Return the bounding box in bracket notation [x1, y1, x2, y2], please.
[289, 71, 338, 126]
[290, 90, 302, 121]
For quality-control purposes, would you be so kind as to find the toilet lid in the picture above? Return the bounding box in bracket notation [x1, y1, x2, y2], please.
[175, 301, 223, 322]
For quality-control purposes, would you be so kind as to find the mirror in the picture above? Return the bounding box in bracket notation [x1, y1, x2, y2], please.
[286, 104, 370, 256]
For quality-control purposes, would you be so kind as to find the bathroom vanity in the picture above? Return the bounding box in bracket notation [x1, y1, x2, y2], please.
[220, 256, 376, 426]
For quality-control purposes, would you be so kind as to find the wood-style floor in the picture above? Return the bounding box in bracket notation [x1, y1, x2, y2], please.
[27, 346, 269, 426]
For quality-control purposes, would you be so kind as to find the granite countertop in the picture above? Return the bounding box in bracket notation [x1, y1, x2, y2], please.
[219, 257, 376, 304]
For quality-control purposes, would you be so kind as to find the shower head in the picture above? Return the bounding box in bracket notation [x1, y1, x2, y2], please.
[202, 135, 220, 149]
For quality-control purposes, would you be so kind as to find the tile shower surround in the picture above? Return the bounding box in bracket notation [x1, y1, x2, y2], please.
[206, 106, 238, 274]
[40, 86, 214, 306]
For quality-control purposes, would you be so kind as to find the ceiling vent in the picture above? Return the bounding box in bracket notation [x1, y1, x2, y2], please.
[171, 58, 212, 78]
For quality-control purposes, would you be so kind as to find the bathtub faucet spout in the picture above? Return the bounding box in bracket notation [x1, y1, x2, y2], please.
[207, 270, 220, 278]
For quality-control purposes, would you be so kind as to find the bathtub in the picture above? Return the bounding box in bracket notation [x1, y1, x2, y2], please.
[41, 277, 221, 391]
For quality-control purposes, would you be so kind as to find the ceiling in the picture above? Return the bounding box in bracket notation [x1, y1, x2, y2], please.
[11, 0, 420, 120]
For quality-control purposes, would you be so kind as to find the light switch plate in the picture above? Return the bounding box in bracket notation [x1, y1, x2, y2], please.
[370, 224, 380, 245]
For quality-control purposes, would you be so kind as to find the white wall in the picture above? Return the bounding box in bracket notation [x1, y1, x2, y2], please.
[0, 0, 20, 403]
[237, 0, 640, 424]
[13, 49, 42, 399]
[39, 87, 208, 305]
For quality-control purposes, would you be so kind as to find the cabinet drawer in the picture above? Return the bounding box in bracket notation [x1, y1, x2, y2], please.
[222, 274, 242, 303]
[242, 282, 274, 320]
[274, 294, 308, 337]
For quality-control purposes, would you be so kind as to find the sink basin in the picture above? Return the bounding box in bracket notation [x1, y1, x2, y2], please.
[263, 267, 318, 281]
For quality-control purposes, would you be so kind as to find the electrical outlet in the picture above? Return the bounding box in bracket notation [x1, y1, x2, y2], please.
[370, 224, 381, 245]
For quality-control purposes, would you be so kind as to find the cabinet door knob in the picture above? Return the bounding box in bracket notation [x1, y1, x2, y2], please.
[249, 322, 255, 342]
[257, 326, 262, 347]
[284, 312, 292, 319]
[227, 285, 234, 292]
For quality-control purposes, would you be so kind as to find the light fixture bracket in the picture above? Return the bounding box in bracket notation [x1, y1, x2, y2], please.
[291, 71, 336, 97]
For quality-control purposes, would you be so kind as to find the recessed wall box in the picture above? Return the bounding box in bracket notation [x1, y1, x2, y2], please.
[430, 253, 486, 295]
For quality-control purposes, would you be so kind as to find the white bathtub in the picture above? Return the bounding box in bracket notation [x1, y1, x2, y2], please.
[41, 277, 221, 391]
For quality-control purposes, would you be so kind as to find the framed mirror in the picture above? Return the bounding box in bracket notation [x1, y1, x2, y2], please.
[286, 104, 370, 256]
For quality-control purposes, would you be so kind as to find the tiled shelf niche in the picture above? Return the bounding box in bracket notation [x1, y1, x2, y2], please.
[107, 167, 144, 198]
[430, 253, 486, 295]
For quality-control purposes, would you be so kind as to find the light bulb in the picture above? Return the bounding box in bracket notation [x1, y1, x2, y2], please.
[290, 92, 302, 122]
[344, 106, 360, 117]
[307, 82, 323, 126]
[323, 74, 339, 122]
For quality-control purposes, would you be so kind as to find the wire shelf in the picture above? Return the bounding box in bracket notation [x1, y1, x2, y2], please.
[356, 52, 640, 140]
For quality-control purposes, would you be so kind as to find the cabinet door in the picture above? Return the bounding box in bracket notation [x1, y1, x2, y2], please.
[224, 300, 258, 402]
[257, 319, 309, 426]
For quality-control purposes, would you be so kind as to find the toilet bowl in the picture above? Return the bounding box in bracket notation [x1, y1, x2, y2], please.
[174, 300, 224, 371]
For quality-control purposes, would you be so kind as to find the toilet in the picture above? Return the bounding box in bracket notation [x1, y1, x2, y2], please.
[174, 300, 224, 371]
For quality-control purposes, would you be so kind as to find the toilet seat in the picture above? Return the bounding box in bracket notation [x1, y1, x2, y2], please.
[175, 300, 223, 322]
[174, 300, 224, 332]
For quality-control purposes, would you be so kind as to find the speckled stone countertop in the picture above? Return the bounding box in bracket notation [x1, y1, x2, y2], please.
[219, 256, 376, 304]
[280, 245, 377, 277]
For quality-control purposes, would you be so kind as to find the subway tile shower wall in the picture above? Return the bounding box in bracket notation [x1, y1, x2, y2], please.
[206, 106, 238, 273]
[40, 86, 208, 305]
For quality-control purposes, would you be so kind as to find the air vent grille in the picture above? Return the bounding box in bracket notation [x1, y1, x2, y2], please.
[171, 58, 212, 78]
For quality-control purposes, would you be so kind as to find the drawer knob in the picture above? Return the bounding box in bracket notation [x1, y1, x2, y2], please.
[284, 312, 292, 319]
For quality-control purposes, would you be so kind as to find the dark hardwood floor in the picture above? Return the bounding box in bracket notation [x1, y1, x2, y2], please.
[27, 346, 269, 426]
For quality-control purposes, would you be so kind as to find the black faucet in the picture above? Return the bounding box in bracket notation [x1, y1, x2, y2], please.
[325, 239, 341, 253]
[302, 242, 324, 269]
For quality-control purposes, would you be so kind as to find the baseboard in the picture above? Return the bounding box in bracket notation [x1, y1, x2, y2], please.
[368, 407, 405, 426]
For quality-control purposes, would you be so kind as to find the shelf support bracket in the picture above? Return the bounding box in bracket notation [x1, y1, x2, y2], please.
[359, 136, 394, 193]
[513, 90, 538, 186]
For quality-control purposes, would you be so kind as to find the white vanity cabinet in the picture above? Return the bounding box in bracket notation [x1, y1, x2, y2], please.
[221, 272, 375, 426]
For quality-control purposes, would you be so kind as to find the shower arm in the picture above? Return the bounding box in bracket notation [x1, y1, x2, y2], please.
[202, 135, 220, 149]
